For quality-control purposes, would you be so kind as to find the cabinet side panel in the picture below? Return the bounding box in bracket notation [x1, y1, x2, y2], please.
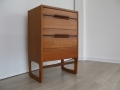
[77, 11, 79, 58]
[28, 7, 41, 63]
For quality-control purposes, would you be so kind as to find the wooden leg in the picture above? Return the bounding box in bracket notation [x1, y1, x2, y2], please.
[61, 58, 78, 74]
[28, 61, 32, 74]
[61, 59, 64, 70]
[39, 61, 43, 83]
[74, 58, 78, 74]
[28, 61, 43, 83]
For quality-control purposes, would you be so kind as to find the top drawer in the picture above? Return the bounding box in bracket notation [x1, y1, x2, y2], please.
[42, 7, 77, 19]
[42, 8, 77, 29]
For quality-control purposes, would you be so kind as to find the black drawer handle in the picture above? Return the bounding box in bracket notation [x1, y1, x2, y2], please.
[54, 34, 69, 38]
[53, 15, 69, 20]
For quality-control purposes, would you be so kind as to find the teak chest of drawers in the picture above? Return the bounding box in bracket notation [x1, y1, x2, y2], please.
[28, 5, 78, 83]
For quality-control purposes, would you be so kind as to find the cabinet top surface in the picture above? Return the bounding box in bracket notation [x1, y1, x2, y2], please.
[29, 4, 78, 13]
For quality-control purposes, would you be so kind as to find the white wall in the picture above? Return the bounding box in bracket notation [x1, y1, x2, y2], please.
[0, 0, 74, 80]
[86, 0, 120, 63]
[76, 0, 120, 63]
[75, 0, 84, 60]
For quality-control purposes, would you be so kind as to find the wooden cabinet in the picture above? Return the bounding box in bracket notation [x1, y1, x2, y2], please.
[28, 5, 78, 83]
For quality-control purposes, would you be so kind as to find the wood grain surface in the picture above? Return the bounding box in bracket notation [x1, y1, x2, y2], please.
[43, 47, 77, 61]
[28, 4, 78, 82]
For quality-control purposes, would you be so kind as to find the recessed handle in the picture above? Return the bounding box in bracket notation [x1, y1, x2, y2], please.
[54, 34, 69, 38]
[53, 15, 69, 20]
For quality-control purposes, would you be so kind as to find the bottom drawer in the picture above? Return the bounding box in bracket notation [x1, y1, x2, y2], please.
[43, 47, 78, 62]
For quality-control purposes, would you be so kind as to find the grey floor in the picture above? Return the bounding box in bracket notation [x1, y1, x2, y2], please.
[0, 61, 120, 90]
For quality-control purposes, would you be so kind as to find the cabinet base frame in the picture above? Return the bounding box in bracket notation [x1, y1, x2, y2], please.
[28, 58, 78, 83]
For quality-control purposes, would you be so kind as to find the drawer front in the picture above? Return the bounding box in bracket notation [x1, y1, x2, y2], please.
[43, 16, 77, 29]
[43, 36, 77, 48]
[43, 47, 78, 61]
[43, 8, 77, 19]
[43, 29, 77, 35]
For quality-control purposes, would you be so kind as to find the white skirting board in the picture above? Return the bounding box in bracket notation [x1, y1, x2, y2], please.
[78, 57, 86, 61]
[82, 57, 120, 64]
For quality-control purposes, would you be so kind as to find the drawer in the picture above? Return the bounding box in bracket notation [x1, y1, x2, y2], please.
[43, 7, 77, 19]
[43, 28, 77, 35]
[43, 16, 77, 29]
[43, 47, 78, 61]
[43, 35, 77, 48]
